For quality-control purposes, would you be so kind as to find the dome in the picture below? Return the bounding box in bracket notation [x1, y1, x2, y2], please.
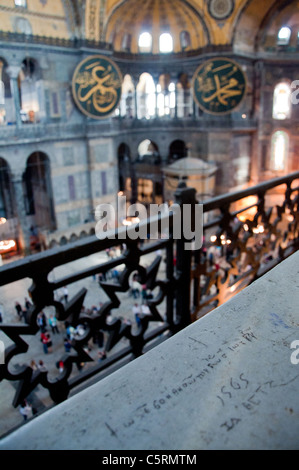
[104, 0, 208, 54]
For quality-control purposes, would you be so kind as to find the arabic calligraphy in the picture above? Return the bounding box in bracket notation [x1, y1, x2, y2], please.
[72, 55, 122, 119]
[192, 58, 246, 115]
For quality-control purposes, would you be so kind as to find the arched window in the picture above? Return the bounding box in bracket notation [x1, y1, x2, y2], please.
[177, 74, 192, 118]
[0, 80, 4, 105]
[136, 73, 155, 119]
[23, 152, 56, 229]
[117, 143, 131, 195]
[169, 140, 187, 161]
[157, 78, 176, 117]
[119, 74, 135, 118]
[159, 33, 173, 53]
[138, 32, 152, 53]
[19, 58, 41, 123]
[0, 60, 12, 125]
[0, 158, 13, 219]
[14, 17, 32, 34]
[15, 0, 27, 7]
[277, 26, 291, 45]
[180, 31, 190, 50]
[121, 33, 132, 52]
[271, 131, 288, 171]
[272, 82, 291, 120]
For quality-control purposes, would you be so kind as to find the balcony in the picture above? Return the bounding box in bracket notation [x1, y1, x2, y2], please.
[0, 115, 257, 146]
[0, 249, 298, 450]
[0, 171, 298, 448]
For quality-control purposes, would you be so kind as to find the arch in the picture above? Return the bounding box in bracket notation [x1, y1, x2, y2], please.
[253, 0, 299, 52]
[136, 73, 155, 119]
[180, 30, 191, 50]
[60, 236, 68, 246]
[104, 0, 210, 54]
[177, 73, 192, 118]
[169, 140, 188, 162]
[232, 0, 288, 53]
[13, 16, 32, 35]
[135, 139, 162, 206]
[270, 130, 289, 171]
[138, 32, 152, 53]
[119, 74, 135, 118]
[118, 143, 132, 193]
[0, 58, 12, 125]
[14, 0, 27, 7]
[23, 152, 56, 231]
[18, 57, 42, 123]
[157, 74, 176, 117]
[272, 81, 292, 120]
[137, 139, 160, 163]
[0, 157, 14, 219]
[159, 33, 173, 53]
[277, 26, 291, 45]
[48, 240, 58, 249]
[121, 33, 132, 51]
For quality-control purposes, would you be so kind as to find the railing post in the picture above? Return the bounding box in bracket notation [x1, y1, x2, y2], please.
[174, 182, 197, 330]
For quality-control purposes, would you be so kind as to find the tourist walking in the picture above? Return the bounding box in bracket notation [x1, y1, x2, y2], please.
[49, 314, 59, 334]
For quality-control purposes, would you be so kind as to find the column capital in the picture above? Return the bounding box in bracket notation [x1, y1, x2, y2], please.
[11, 171, 25, 183]
[6, 65, 21, 80]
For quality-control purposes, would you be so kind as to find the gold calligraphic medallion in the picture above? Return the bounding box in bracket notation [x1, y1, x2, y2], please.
[72, 55, 122, 119]
[192, 58, 246, 115]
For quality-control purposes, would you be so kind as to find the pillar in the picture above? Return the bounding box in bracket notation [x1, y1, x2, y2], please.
[11, 172, 30, 253]
[6, 65, 22, 128]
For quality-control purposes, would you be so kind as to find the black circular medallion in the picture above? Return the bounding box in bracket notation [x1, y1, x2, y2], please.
[192, 57, 246, 115]
[72, 55, 122, 119]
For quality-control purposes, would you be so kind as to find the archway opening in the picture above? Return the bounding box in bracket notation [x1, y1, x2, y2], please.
[23, 152, 56, 233]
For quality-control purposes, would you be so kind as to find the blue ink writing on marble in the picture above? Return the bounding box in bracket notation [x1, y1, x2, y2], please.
[269, 312, 289, 329]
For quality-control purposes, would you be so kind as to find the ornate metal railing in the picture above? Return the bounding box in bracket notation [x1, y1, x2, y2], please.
[191, 172, 299, 320]
[0, 31, 113, 51]
[0, 172, 298, 415]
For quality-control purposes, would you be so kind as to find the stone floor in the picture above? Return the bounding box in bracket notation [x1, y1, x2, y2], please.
[0, 246, 167, 438]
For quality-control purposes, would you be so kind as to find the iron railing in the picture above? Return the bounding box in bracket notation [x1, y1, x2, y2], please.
[0, 172, 298, 413]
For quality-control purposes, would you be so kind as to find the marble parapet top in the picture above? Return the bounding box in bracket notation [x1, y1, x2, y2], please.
[0, 251, 298, 450]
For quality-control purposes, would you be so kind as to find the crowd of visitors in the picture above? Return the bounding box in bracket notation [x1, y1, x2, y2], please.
[9, 266, 156, 425]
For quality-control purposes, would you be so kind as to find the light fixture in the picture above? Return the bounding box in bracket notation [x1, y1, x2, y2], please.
[0, 239, 16, 253]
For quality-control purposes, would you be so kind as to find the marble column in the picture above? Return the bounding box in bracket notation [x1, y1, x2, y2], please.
[132, 76, 138, 118]
[6, 65, 22, 128]
[11, 173, 30, 252]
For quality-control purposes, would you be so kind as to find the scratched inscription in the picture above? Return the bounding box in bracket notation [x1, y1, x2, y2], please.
[118, 327, 258, 431]
[217, 372, 299, 433]
[102, 325, 298, 446]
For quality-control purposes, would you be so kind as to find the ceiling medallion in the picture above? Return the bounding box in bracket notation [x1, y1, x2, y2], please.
[208, 0, 235, 20]
[72, 55, 122, 119]
[192, 57, 247, 115]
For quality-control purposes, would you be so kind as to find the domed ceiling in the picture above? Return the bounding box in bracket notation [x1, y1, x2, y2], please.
[103, 0, 209, 53]
[0, 0, 297, 54]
